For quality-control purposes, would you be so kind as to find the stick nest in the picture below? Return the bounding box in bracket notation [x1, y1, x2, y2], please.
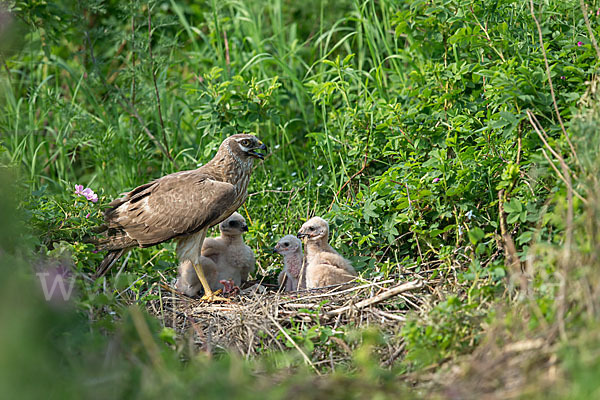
[146, 275, 429, 369]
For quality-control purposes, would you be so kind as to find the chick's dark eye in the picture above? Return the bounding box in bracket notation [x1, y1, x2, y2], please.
[309, 226, 315, 231]
[283, 242, 289, 246]
[229, 221, 238, 227]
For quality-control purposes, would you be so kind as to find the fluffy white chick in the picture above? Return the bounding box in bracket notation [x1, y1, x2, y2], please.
[274, 235, 305, 292]
[176, 212, 255, 296]
[297, 217, 356, 288]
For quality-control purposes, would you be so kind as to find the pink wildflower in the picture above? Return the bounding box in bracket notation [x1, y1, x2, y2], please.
[81, 188, 98, 202]
[578, 41, 584, 47]
[88, 193, 98, 203]
[433, 177, 440, 183]
[75, 185, 98, 202]
[85, 213, 91, 218]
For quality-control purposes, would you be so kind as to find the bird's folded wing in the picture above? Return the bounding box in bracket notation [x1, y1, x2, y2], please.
[107, 172, 237, 247]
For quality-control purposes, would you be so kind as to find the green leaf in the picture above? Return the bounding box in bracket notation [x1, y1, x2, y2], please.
[468, 227, 485, 244]
[517, 231, 534, 245]
[159, 327, 177, 345]
[504, 198, 522, 214]
[507, 213, 520, 224]
[363, 199, 379, 223]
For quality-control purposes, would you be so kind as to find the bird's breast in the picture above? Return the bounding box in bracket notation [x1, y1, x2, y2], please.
[234, 244, 255, 261]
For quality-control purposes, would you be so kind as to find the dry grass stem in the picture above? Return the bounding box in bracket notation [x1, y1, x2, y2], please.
[145, 276, 429, 368]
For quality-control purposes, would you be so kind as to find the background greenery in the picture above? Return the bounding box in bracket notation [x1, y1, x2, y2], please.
[1, 0, 600, 398]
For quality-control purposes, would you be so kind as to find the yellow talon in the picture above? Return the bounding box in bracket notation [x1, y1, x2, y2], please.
[199, 292, 230, 303]
[192, 262, 230, 302]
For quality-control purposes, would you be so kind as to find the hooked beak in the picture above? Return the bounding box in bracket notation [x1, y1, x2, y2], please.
[248, 142, 267, 160]
[272, 246, 279, 254]
[242, 225, 249, 232]
[297, 232, 307, 239]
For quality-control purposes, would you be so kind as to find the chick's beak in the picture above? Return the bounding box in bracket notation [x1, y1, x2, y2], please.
[242, 225, 249, 232]
[297, 232, 306, 239]
[272, 246, 279, 253]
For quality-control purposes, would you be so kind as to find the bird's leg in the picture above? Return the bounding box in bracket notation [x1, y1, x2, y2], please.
[192, 261, 229, 302]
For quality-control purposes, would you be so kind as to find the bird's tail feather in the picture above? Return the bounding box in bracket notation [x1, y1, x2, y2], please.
[89, 228, 137, 251]
[96, 249, 125, 278]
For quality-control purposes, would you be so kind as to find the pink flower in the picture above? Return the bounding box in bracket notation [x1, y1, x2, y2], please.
[85, 213, 91, 218]
[81, 188, 97, 202]
[75, 184, 98, 202]
[87, 193, 98, 203]
[433, 177, 440, 183]
[578, 41, 584, 47]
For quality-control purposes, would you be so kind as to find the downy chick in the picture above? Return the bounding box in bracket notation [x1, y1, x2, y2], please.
[297, 217, 356, 288]
[176, 212, 255, 296]
[175, 257, 217, 297]
[274, 235, 305, 292]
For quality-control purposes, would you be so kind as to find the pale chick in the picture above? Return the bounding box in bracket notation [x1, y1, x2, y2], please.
[176, 257, 217, 297]
[274, 235, 306, 292]
[297, 217, 357, 288]
[176, 212, 255, 296]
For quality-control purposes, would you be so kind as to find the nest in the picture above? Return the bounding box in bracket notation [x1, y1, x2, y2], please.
[146, 275, 429, 370]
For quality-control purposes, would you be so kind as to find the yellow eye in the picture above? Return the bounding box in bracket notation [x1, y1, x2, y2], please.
[241, 140, 250, 147]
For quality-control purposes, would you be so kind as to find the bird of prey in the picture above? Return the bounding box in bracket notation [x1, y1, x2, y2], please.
[297, 217, 357, 288]
[93, 134, 266, 301]
[274, 234, 305, 292]
[176, 212, 255, 296]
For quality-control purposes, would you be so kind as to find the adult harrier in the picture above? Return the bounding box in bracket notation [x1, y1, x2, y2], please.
[93, 134, 266, 301]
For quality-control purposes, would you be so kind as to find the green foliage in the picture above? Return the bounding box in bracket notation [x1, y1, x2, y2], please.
[25, 185, 104, 244]
[401, 295, 487, 369]
[3, 0, 600, 397]
[4, 0, 595, 276]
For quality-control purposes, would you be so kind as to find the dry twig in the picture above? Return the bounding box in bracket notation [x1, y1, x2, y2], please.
[144, 276, 428, 368]
[579, 0, 600, 59]
[526, 110, 574, 340]
[529, 0, 580, 168]
[326, 280, 423, 317]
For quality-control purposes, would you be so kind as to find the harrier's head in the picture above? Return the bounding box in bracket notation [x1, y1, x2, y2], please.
[225, 134, 267, 160]
[297, 217, 329, 241]
[219, 212, 248, 235]
[273, 234, 302, 255]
